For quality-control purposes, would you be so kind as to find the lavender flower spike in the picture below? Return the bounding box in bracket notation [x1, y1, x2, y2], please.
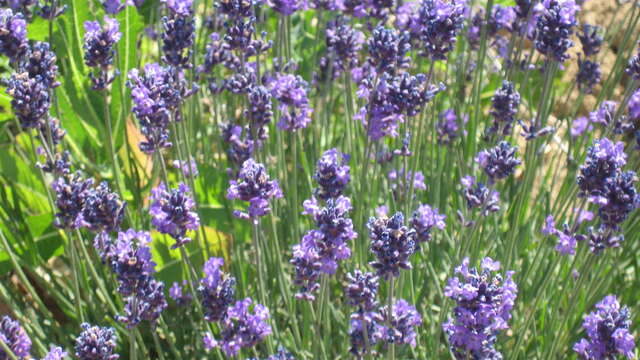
[574, 295, 635, 359]
[0, 316, 31, 359]
[43, 346, 68, 360]
[83, 16, 121, 90]
[198, 257, 236, 322]
[149, 182, 200, 249]
[215, 298, 272, 357]
[269, 74, 313, 131]
[0, 9, 27, 62]
[411, 204, 445, 248]
[475, 141, 521, 183]
[78, 181, 126, 233]
[443, 257, 518, 359]
[74, 323, 119, 360]
[227, 159, 283, 221]
[379, 299, 422, 347]
[534, 0, 579, 62]
[415, 0, 466, 60]
[313, 148, 350, 200]
[368, 212, 417, 280]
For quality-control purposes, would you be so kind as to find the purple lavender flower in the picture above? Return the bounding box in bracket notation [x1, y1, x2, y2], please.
[161, 0, 195, 68]
[199, 32, 229, 75]
[628, 89, 640, 121]
[269, 74, 313, 131]
[597, 171, 639, 230]
[6, 72, 51, 130]
[245, 85, 273, 136]
[227, 159, 283, 221]
[214, 298, 272, 357]
[587, 226, 624, 254]
[0, 9, 27, 62]
[169, 280, 192, 306]
[102, 0, 126, 14]
[290, 236, 322, 300]
[163, 0, 193, 16]
[149, 182, 200, 249]
[367, 26, 411, 73]
[577, 58, 601, 94]
[267, 0, 304, 15]
[117, 277, 167, 328]
[357, 72, 443, 141]
[443, 257, 518, 359]
[626, 46, 640, 80]
[319, 17, 364, 81]
[589, 101, 616, 126]
[534, 0, 579, 62]
[24, 41, 60, 89]
[414, 0, 466, 60]
[345, 269, 379, 314]
[578, 24, 603, 56]
[172, 157, 198, 178]
[577, 138, 627, 204]
[571, 116, 592, 137]
[74, 323, 119, 360]
[221, 123, 256, 171]
[198, 257, 236, 322]
[43, 346, 68, 360]
[310, 0, 344, 11]
[574, 295, 635, 359]
[475, 141, 521, 182]
[436, 108, 467, 144]
[127, 63, 197, 153]
[0, 316, 31, 359]
[379, 299, 422, 347]
[51, 173, 94, 229]
[108, 229, 156, 296]
[368, 212, 417, 280]
[349, 315, 384, 357]
[411, 204, 445, 247]
[298, 196, 356, 274]
[388, 168, 426, 200]
[487, 81, 520, 137]
[216, 0, 256, 17]
[461, 175, 501, 216]
[83, 17, 121, 90]
[78, 181, 126, 233]
[489, 5, 517, 34]
[313, 148, 350, 200]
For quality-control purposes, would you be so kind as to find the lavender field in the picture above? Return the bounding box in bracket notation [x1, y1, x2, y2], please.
[0, 0, 639, 358]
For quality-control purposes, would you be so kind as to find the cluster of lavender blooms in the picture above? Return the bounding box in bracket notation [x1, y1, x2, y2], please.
[436, 108, 467, 145]
[460, 175, 501, 219]
[198, 258, 236, 322]
[75, 323, 119, 360]
[317, 16, 364, 83]
[199, 258, 271, 356]
[367, 212, 416, 280]
[411, 204, 445, 249]
[269, 73, 313, 131]
[98, 230, 168, 328]
[149, 182, 200, 249]
[52, 175, 125, 234]
[576, 25, 603, 94]
[227, 158, 283, 221]
[354, 25, 444, 141]
[577, 138, 639, 232]
[443, 257, 518, 359]
[574, 295, 635, 359]
[161, 0, 195, 68]
[127, 63, 197, 153]
[387, 168, 426, 201]
[83, 16, 121, 90]
[534, 0, 579, 63]
[0, 316, 31, 359]
[486, 81, 520, 139]
[412, 0, 466, 60]
[291, 149, 355, 300]
[475, 141, 521, 183]
[542, 214, 587, 255]
[0, 8, 27, 62]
